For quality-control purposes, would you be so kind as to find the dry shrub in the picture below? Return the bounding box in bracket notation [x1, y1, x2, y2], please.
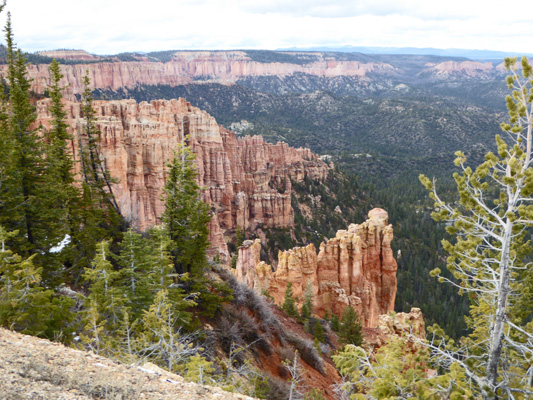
[286, 335, 325, 375]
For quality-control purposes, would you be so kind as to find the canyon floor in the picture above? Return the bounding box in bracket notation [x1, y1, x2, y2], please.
[0, 327, 256, 400]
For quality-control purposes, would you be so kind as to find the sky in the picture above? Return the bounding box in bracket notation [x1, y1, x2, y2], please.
[5, 0, 533, 55]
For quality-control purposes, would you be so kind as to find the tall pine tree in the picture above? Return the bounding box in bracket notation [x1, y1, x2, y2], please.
[161, 142, 211, 276]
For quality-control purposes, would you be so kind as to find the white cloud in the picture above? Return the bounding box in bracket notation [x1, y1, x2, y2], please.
[2, 0, 533, 54]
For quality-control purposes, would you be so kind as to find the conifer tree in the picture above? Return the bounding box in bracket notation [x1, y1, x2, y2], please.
[0, 226, 74, 340]
[116, 228, 153, 316]
[282, 282, 299, 319]
[330, 313, 340, 332]
[136, 289, 198, 371]
[420, 57, 533, 398]
[332, 337, 464, 399]
[81, 241, 124, 351]
[184, 353, 214, 384]
[2, 14, 60, 259]
[147, 225, 176, 291]
[300, 281, 313, 319]
[44, 59, 79, 226]
[66, 73, 126, 281]
[313, 320, 325, 343]
[161, 143, 211, 276]
[338, 307, 363, 347]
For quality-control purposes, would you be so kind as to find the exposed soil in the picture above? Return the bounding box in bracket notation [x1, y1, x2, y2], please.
[0, 327, 256, 400]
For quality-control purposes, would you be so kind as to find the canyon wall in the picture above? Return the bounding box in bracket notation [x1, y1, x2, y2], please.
[34, 98, 329, 260]
[13, 51, 397, 98]
[235, 208, 398, 328]
[9, 51, 509, 99]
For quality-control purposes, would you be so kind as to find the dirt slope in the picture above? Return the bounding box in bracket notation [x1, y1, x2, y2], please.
[0, 327, 256, 400]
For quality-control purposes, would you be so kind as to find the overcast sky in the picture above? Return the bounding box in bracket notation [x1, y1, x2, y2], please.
[5, 0, 533, 55]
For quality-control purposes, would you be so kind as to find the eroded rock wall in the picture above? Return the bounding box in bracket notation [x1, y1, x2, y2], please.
[235, 208, 398, 328]
[34, 98, 329, 260]
[10, 51, 396, 98]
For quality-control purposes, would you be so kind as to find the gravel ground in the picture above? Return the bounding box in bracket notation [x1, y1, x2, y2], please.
[0, 327, 256, 400]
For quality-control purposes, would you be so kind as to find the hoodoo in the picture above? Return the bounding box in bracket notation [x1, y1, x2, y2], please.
[235, 208, 398, 328]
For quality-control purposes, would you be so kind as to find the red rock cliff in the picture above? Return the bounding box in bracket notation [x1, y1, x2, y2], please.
[235, 208, 398, 328]
[34, 98, 329, 260]
[11, 51, 395, 98]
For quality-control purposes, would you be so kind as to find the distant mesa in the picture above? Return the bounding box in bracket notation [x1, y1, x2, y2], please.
[35, 49, 101, 62]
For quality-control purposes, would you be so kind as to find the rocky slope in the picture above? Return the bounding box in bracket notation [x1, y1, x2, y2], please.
[235, 208, 397, 328]
[35, 98, 329, 260]
[0, 327, 256, 400]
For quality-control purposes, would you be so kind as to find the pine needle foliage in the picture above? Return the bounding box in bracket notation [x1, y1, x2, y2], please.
[420, 56, 533, 398]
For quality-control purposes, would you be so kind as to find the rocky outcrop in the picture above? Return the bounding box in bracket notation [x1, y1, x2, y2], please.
[363, 308, 426, 350]
[422, 60, 497, 79]
[36, 49, 101, 62]
[34, 98, 329, 260]
[235, 208, 398, 328]
[13, 51, 395, 98]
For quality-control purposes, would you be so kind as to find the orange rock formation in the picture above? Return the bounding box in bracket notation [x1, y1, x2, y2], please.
[363, 308, 426, 351]
[14, 51, 395, 98]
[34, 98, 329, 260]
[235, 208, 398, 328]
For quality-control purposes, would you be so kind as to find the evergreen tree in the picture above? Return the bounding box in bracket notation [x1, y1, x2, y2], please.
[420, 56, 533, 398]
[184, 353, 214, 384]
[333, 337, 469, 399]
[136, 289, 198, 371]
[116, 228, 153, 316]
[2, 14, 63, 264]
[330, 313, 340, 331]
[300, 281, 313, 319]
[146, 225, 176, 291]
[282, 282, 299, 319]
[313, 320, 325, 343]
[44, 59, 79, 226]
[80, 241, 124, 351]
[161, 143, 211, 276]
[67, 73, 126, 281]
[0, 226, 74, 340]
[338, 307, 363, 346]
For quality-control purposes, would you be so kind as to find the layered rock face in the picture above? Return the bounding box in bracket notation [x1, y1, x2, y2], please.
[235, 208, 398, 328]
[425, 60, 497, 79]
[34, 98, 328, 259]
[12, 51, 394, 98]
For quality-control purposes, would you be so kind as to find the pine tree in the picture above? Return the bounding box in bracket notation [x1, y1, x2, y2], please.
[332, 337, 463, 399]
[136, 289, 197, 371]
[420, 56, 533, 398]
[184, 353, 214, 384]
[161, 143, 211, 276]
[330, 313, 340, 332]
[0, 226, 74, 340]
[338, 307, 363, 346]
[313, 320, 325, 343]
[116, 229, 154, 316]
[2, 15, 57, 258]
[282, 282, 299, 319]
[300, 281, 313, 319]
[80, 241, 124, 352]
[66, 73, 126, 281]
[44, 59, 79, 224]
